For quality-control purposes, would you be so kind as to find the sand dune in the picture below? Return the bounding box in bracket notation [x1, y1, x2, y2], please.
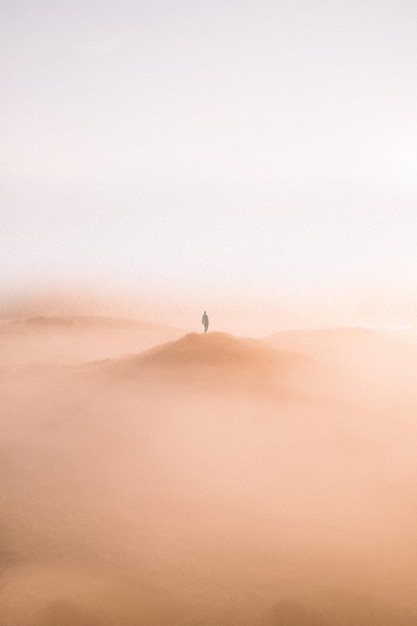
[1, 321, 417, 625]
[264, 326, 417, 372]
[0, 315, 185, 366]
[104, 331, 323, 400]
[134, 331, 306, 369]
[265, 326, 417, 401]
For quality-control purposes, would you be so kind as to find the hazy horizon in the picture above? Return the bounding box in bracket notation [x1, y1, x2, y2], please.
[1, 285, 417, 340]
[2, 0, 417, 333]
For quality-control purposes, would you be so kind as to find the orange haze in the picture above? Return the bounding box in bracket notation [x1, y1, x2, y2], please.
[1, 315, 417, 625]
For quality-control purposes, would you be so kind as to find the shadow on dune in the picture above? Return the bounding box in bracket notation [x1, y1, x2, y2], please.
[38, 600, 104, 626]
[264, 599, 330, 626]
[262, 596, 417, 626]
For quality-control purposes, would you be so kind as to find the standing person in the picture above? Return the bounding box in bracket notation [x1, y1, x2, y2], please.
[202, 311, 209, 333]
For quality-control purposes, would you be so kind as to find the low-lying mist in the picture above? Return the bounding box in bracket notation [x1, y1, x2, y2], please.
[1, 318, 416, 625]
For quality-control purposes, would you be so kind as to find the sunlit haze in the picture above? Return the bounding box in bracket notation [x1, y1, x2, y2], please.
[2, 0, 417, 332]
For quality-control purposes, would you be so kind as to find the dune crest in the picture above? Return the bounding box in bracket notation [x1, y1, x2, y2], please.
[134, 332, 306, 367]
[106, 331, 319, 398]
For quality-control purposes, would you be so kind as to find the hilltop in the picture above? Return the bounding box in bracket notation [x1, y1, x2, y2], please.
[106, 332, 321, 398]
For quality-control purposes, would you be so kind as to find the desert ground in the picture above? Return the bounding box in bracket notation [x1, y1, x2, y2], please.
[1, 316, 417, 625]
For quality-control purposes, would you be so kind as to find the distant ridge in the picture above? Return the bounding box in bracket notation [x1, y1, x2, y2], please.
[9, 315, 181, 332]
[264, 326, 416, 361]
[263, 327, 417, 394]
[0, 316, 186, 367]
[265, 326, 376, 341]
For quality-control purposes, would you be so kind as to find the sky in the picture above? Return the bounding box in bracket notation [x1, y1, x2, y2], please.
[1, 0, 417, 331]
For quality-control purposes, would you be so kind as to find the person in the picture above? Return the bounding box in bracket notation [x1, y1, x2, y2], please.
[202, 311, 209, 333]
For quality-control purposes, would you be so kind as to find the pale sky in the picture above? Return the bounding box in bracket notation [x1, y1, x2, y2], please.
[2, 0, 417, 330]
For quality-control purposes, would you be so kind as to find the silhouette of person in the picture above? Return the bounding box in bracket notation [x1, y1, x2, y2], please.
[202, 311, 209, 333]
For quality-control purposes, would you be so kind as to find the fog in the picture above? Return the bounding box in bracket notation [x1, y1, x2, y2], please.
[1, 317, 417, 625]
